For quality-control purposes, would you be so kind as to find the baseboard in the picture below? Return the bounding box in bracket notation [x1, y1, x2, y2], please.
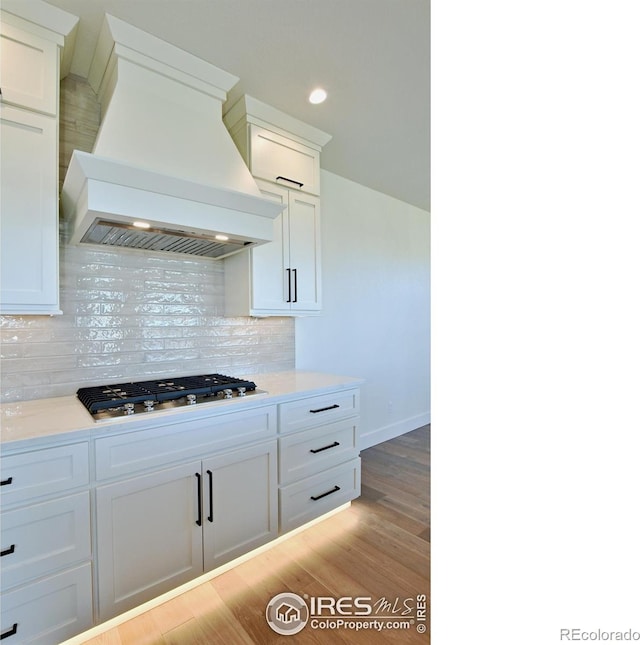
[359, 412, 430, 450]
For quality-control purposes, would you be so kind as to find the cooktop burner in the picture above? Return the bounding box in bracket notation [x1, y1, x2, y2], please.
[77, 373, 263, 420]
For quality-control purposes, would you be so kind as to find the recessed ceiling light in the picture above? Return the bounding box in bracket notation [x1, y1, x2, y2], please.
[309, 88, 327, 104]
[132, 221, 151, 229]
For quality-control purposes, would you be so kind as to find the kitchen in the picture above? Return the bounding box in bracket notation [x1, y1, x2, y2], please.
[0, 1, 429, 642]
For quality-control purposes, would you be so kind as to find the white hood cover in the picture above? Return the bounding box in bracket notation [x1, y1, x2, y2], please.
[62, 15, 282, 259]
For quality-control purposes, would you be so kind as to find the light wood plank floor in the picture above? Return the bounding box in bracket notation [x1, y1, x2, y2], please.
[82, 426, 430, 644]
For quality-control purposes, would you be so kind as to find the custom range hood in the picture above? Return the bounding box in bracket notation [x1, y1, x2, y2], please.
[62, 15, 283, 259]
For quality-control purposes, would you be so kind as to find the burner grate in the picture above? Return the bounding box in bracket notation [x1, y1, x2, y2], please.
[77, 373, 257, 414]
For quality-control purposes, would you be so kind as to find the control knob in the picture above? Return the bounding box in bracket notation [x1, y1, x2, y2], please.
[186, 394, 197, 405]
[237, 387, 246, 397]
[123, 403, 135, 415]
[222, 389, 234, 399]
[143, 400, 155, 412]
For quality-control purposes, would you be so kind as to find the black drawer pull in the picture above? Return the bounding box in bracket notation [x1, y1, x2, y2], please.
[310, 485, 341, 501]
[309, 404, 340, 414]
[195, 473, 202, 527]
[1, 545, 15, 557]
[310, 441, 340, 454]
[207, 470, 213, 523]
[276, 175, 304, 188]
[0, 624, 17, 640]
[0, 477, 13, 486]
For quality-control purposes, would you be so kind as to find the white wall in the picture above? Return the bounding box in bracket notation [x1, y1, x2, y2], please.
[295, 170, 430, 448]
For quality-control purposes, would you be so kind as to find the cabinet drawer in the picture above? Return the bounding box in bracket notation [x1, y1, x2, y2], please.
[279, 389, 360, 434]
[249, 125, 320, 195]
[279, 458, 361, 533]
[279, 419, 358, 485]
[0, 444, 89, 507]
[95, 405, 277, 480]
[1, 492, 91, 590]
[0, 563, 93, 645]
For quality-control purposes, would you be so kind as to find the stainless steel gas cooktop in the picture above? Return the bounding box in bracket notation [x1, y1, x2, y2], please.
[76, 373, 264, 421]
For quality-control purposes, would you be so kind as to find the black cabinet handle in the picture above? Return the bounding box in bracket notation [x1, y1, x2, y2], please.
[292, 268, 298, 303]
[286, 268, 292, 303]
[310, 485, 341, 501]
[0, 545, 15, 557]
[207, 470, 213, 523]
[310, 441, 340, 454]
[195, 473, 202, 527]
[0, 624, 17, 640]
[309, 404, 340, 414]
[0, 477, 13, 486]
[276, 175, 304, 188]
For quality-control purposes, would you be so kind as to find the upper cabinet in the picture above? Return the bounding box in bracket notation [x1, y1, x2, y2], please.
[223, 96, 331, 317]
[0, 21, 58, 115]
[0, 3, 78, 315]
[247, 123, 321, 195]
[224, 95, 330, 198]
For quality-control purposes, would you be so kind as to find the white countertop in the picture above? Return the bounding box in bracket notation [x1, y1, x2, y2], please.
[0, 371, 363, 451]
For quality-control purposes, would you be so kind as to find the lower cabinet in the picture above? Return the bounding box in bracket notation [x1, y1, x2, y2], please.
[95, 440, 277, 620]
[0, 383, 362, 639]
[279, 458, 361, 534]
[277, 388, 362, 533]
[203, 442, 278, 571]
[0, 492, 91, 590]
[0, 563, 93, 645]
[0, 443, 91, 644]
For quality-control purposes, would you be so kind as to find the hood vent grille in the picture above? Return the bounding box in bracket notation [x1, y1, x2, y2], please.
[82, 220, 252, 259]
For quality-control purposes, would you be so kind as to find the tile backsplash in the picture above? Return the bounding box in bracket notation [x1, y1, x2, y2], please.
[0, 76, 294, 403]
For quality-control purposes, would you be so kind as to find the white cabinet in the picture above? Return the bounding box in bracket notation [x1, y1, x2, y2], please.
[279, 459, 361, 534]
[0, 564, 93, 645]
[279, 418, 358, 486]
[277, 388, 361, 533]
[0, 21, 58, 115]
[95, 460, 204, 621]
[0, 442, 92, 644]
[1, 492, 90, 589]
[0, 6, 77, 315]
[224, 95, 330, 317]
[94, 418, 278, 621]
[225, 180, 321, 315]
[0, 442, 89, 507]
[247, 124, 321, 195]
[279, 389, 360, 435]
[203, 442, 278, 570]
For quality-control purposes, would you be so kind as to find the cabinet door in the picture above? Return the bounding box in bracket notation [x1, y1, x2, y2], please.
[249, 124, 320, 195]
[95, 461, 203, 621]
[203, 441, 277, 571]
[0, 105, 60, 314]
[250, 181, 289, 311]
[288, 192, 321, 311]
[0, 22, 58, 115]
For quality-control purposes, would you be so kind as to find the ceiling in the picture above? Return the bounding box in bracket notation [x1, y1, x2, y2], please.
[43, 0, 430, 212]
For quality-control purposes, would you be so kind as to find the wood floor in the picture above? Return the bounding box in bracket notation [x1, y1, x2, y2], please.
[81, 426, 430, 644]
